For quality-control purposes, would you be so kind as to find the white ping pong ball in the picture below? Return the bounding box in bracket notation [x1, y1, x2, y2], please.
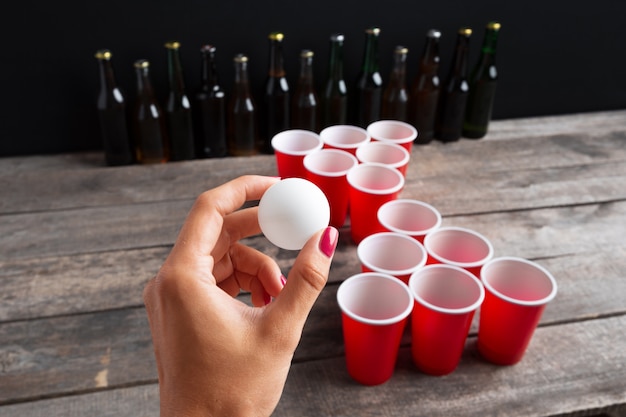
[258, 178, 330, 250]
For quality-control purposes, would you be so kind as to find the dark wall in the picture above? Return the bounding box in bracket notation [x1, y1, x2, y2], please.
[2, 0, 624, 157]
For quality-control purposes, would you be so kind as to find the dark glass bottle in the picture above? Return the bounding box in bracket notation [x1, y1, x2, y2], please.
[164, 41, 195, 160]
[291, 49, 319, 132]
[131, 59, 170, 164]
[261, 32, 290, 153]
[193, 45, 227, 157]
[436, 27, 472, 142]
[463, 21, 501, 139]
[321, 33, 348, 128]
[228, 54, 258, 156]
[354, 27, 383, 127]
[410, 29, 442, 144]
[382, 46, 409, 121]
[94, 50, 134, 166]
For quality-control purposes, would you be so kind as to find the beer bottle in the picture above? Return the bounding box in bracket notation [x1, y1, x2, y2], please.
[131, 59, 170, 164]
[94, 49, 134, 166]
[436, 27, 472, 142]
[291, 49, 319, 132]
[164, 41, 195, 160]
[410, 29, 442, 144]
[261, 32, 290, 153]
[354, 27, 383, 127]
[382, 46, 409, 121]
[227, 54, 258, 156]
[463, 21, 501, 139]
[193, 45, 227, 158]
[321, 33, 348, 128]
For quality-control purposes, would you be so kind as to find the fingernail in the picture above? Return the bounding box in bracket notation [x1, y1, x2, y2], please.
[280, 275, 287, 287]
[319, 226, 339, 258]
[263, 291, 272, 306]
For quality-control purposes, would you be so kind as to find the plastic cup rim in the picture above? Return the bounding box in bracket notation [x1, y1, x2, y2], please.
[480, 256, 558, 306]
[355, 141, 410, 168]
[357, 232, 427, 276]
[377, 199, 442, 236]
[424, 226, 494, 268]
[337, 272, 414, 326]
[303, 148, 359, 177]
[367, 119, 418, 144]
[320, 125, 371, 149]
[346, 163, 405, 195]
[408, 264, 485, 315]
[271, 129, 323, 156]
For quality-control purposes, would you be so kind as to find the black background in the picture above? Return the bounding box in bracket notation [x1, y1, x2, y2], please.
[2, 0, 624, 157]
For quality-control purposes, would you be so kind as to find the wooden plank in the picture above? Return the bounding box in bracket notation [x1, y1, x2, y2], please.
[1, 121, 625, 216]
[1, 316, 624, 417]
[1, 246, 625, 404]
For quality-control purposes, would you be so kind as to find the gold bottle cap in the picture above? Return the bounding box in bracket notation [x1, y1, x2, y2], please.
[234, 54, 248, 63]
[459, 27, 472, 36]
[394, 46, 409, 55]
[487, 21, 501, 31]
[95, 49, 112, 60]
[165, 41, 181, 49]
[134, 59, 150, 69]
[269, 32, 284, 41]
[300, 49, 314, 58]
[366, 27, 381, 35]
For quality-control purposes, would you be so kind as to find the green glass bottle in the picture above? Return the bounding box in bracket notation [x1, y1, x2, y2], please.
[354, 27, 383, 127]
[321, 33, 348, 128]
[291, 49, 319, 132]
[94, 49, 134, 166]
[436, 27, 472, 142]
[463, 21, 501, 139]
[382, 46, 409, 121]
[131, 59, 170, 164]
[164, 41, 195, 160]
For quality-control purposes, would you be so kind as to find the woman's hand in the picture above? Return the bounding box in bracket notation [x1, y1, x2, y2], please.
[143, 175, 338, 417]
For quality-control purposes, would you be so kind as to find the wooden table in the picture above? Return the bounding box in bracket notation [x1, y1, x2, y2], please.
[1, 111, 625, 417]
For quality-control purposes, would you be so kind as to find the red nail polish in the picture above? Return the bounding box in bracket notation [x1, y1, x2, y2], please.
[319, 227, 339, 258]
[263, 291, 272, 305]
[280, 275, 287, 286]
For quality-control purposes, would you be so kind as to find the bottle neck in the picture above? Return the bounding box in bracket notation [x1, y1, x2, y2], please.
[389, 48, 408, 85]
[200, 48, 220, 89]
[361, 31, 380, 74]
[479, 28, 499, 60]
[299, 54, 314, 84]
[420, 37, 440, 72]
[135, 66, 154, 96]
[328, 36, 345, 81]
[167, 48, 186, 93]
[268, 40, 286, 78]
[234, 60, 250, 93]
[98, 59, 117, 91]
[451, 34, 471, 78]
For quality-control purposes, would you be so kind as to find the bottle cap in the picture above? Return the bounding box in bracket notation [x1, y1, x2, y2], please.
[458, 27, 472, 37]
[394, 46, 409, 55]
[487, 21, 501, 31]
[234, 54, 248, 63]
[366, 27, 381, 36]
[165, 41, 181, 49]
[300, 49, 314, 58]
[269, 32, 284, 41]
[201, 45, 216, 54]
[330, 33, 345, 43]
[95, 49, 112, 60]
[134, 59, 150, 69]
[427, 29, 442, 39]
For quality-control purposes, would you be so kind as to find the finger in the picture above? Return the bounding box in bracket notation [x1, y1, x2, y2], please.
[264, 227, 338, 341]
[169, 176, 279, 262]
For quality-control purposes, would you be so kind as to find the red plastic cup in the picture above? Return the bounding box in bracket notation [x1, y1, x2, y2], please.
[357, 232, 427, 284]
[346, 163, 405, 244]
[337, 272, 414, 385]
[271, 129, 323, 178]
[303, 149, 358, 228]
[377, 199, 442, 243]
[355, 141, 411, 176]
[320, 125, 370, 156]
[367, 120, 418, 153]
[423, 226, 494, 278]
[478, 257, 558, 365]
[408, 264, 485, 376]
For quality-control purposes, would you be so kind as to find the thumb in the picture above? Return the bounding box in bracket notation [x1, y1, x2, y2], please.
[265, 226, 338, 336]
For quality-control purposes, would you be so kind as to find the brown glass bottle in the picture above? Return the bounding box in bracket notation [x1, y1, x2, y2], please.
[382, 46, 409, 121]
[321, 33, 348, 128]
[410, 29, 442, 144]
[261, 32, 290, 153]
[291, 49, 319, 132]
[227, 54, 258, 156]
[193, 45, 227, 157]
[164, 41, 195, 160]
[436, 27, 472, 142]
[94, 50, 134, 166]
[463, 21, 501, 139]
[354, 27, 383, 127]
[131, 59, 170, 164]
